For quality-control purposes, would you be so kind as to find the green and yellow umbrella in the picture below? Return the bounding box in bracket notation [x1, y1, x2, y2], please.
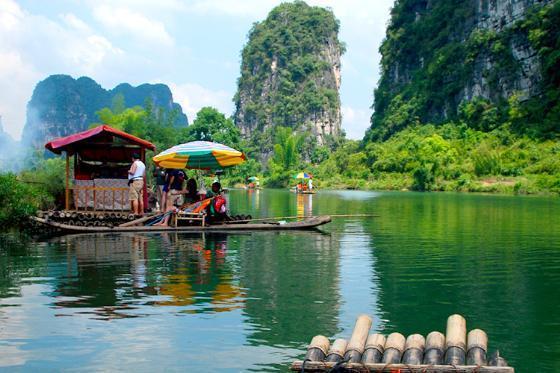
[294, 172, 312, 179]
[153, 141, 246, 170]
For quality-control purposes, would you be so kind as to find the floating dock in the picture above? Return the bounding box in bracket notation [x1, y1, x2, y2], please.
[291, 314, 514, 372]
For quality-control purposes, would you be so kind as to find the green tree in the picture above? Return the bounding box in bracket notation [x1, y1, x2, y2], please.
[185, 107, 241, 147]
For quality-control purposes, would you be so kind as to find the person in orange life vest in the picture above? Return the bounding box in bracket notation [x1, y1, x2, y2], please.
[206, 182, 228, 223]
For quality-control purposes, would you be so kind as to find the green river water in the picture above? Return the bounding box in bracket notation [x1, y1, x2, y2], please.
[0, 190, 559, 371]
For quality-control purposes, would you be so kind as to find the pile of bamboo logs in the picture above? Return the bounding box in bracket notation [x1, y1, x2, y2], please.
[36, 210, 138, 228]
[291, 314, 514, 372]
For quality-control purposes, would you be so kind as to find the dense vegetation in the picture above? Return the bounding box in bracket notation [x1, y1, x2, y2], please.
[2, 1, 559, 228]
[0, 102, 250, 226]
[367, 0, 560, 141]
[255, 1, 560, 194]
[234, 1, 344, 157]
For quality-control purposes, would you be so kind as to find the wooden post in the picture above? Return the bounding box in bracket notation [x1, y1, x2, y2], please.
[141, 147, 148, 213]
[361, 334, 386, 364]
[325, 339, 347, 363]
[402, 334, 425, 365]
[304, 335, 330, 362]
[343, 314, 372, 363]
[381, 333, 405, 364]
[467, 329, 488, 365]
[444, 314, 467, 365]
[65, 153, 70, 210]
[423, 331, 445, 364]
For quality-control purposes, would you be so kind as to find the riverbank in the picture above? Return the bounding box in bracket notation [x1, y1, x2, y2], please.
[315, 173, 560, 195]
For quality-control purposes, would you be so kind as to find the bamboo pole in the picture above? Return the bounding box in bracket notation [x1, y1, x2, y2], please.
[445, 314, 467, 365]
[325, 339, 348, 363]
[467, 329, 488, 366]
[229, 214, 380, 224]
[362, 334, 386, 364]
[402, 334, 425, 365]
[343, 314, 373, 362]
[118, 213, 158, 227]
[65, 153, 70, 210]
[305, 335, 330, 362]
[291, 361, 514, 372]
[381, 333, 405, 364]
[423, 331, 445, 365]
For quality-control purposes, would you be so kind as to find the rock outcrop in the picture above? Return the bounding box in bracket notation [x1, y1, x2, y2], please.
[234, 2, 344, 153]
[368, 0, 556, 140]
[22, 75, 188, 148]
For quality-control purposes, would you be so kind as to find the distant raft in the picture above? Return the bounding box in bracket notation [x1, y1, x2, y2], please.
[291, 314, 514, 372]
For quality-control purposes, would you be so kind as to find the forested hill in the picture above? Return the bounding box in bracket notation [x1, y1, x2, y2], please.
[367, 0, 559, 141]
[22, 75, 188, 148]
[234, 1, 345, 160]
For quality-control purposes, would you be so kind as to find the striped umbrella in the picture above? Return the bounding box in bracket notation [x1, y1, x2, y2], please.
[295, 172, 312, 179]
[153, 141, 246, 170]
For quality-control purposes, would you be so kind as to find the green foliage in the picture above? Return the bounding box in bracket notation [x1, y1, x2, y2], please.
[185, 107, 241, 147]
[316, 123, 559, 194]
[368, 0, 559, 141]
[235, 1, 344, 155]
[20, 156, 66, 202]
[265, 127, 305, 187]
[0, 173, 53, 226]
[472, 143, 501, 176]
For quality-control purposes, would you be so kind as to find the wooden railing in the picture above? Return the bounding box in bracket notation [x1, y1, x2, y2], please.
[70, 186, 130, 211]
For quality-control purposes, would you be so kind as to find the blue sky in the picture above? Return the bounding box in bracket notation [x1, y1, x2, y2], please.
[0, 0, 393, 140]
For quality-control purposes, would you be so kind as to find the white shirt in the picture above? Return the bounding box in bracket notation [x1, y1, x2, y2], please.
[129, 160, 146, 180]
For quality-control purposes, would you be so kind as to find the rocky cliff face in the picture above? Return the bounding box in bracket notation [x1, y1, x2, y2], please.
[22, 75, 188, 148]
[368, 0, 556, 140]
[234, 2, 344, 151]
[462, 0, 547, 101]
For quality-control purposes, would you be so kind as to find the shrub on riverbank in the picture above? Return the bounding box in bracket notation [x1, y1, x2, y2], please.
[301, 123, 560, 195]
[0, 173, 53, 226]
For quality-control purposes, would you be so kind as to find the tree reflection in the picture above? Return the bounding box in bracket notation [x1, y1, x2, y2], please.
[236, 231, 340, 347]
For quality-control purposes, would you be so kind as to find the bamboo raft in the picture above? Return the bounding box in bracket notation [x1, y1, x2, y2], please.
[291, 314, 514, 372]
[30, 214, 332, 233]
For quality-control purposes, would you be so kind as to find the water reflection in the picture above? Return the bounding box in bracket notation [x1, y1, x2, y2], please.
[296, 194, 313, 217]
[238, 230, 340, 348]
[45, 233, 244, 319]
[0, 191, 558, 372]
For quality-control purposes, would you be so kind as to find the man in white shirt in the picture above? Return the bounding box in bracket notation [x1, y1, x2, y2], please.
[128, 153, 146, 215]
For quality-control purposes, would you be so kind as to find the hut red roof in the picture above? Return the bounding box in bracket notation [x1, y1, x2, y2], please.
[45, 125, 156, 154]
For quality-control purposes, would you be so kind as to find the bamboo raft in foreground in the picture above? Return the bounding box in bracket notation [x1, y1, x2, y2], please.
[30, 215, 331, 233]
[291, 314, 514, 372]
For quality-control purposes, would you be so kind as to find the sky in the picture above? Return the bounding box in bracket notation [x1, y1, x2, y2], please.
[0, 0, 393, 141]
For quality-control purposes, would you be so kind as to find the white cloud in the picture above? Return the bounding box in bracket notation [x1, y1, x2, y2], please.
[183, 0, 276, 18]
[60, 13, 92, 33]
[0, 1, 125, 140]
[168, 82, 233, 121]
[93, 5, 174, 46]
[0, 0, 23, 30]
[0, 0, 394, 141]
[341, 106, 372, 140]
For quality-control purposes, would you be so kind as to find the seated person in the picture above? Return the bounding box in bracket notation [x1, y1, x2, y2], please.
[184, 178, 202, 204]
[206, 182, 228, 223]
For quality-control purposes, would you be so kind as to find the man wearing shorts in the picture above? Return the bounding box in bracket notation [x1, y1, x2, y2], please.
[128, 153, 146, 215]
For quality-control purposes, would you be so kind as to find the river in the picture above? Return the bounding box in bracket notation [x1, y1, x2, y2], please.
[0, 190, 559, 371]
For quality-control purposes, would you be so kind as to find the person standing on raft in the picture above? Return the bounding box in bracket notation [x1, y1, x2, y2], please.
[128, 153, 146, 215]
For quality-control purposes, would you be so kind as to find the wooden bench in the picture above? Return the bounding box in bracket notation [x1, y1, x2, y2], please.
[174, 211, 206, 227]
